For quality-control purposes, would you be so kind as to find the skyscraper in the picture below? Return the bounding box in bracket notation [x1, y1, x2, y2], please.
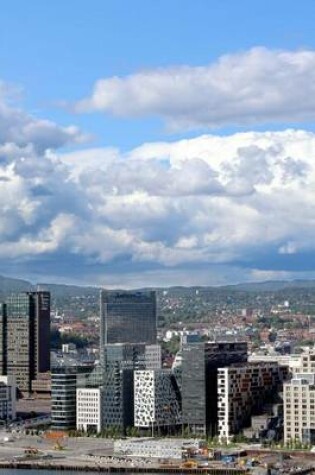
[100, 290, 157, 346]
[102, 343, 146, 430]
[0, 291, 50, 394]
[181, 341, 248, 436]
[0, 303, 7, 375]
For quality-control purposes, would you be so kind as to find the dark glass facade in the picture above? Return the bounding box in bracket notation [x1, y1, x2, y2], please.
[51, 366, 78, 430]
[0, 304, 7, 375]
[102, 343, 147, 430]
[0, 292, 50, 394]
[181, 341, 248, 436]
[100, 290, 157, 346]
[51, 364, 99, 430]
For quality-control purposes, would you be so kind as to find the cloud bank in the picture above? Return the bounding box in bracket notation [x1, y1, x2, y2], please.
[76, 47, 315, 130]
[2, 76, 315, 286]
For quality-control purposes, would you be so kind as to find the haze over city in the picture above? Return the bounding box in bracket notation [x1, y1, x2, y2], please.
[1, 0, 315, 287]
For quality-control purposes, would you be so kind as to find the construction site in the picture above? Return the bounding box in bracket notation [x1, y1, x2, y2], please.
[0, 433, 313, 474]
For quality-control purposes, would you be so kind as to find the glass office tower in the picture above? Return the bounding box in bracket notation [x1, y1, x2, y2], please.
[0, 292, 50, 394]
[181, 341, 248, 436]
[100, 290, 157, 346]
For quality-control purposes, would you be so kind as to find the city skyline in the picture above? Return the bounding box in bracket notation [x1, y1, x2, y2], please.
[1, 1, 315, 287]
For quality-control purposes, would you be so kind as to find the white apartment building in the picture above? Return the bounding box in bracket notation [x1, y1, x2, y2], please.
[134, 369, 181, 430]
[218, 363, 287, 442]
[0, 376, 16, 421]
[76, 388, 103, 433]
[293, 347, 315, 374]
[284, 373, 315, 445]
[248, 353, 302, 373]
[248, 347, 315, 376]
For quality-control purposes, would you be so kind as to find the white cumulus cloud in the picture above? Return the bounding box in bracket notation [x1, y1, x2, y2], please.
[58, 129, 315, 276]
[3, 80, 315, 285]
[76, 47, 315, 130]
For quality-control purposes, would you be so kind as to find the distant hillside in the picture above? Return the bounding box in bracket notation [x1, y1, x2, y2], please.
[0, 275, 98, 300]
[1, 274, 315, 300]
[224, 280, 315, 292]
[37, 283, 99, 298]
[0, 275, 33, 298]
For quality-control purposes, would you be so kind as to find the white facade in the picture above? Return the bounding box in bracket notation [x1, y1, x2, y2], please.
[293, 348, 315, 374]
[76, 388, 103, 433]
[62, 343, 77, 354]
[134, 369, 181, 429]
[249, 347, 315, 376]
[0, 376, 16, 421]
[284, 373, 315, 444]
[248, 353, 302, 372]
[145, 345, 161, 369]
[114, 438, 185, 459]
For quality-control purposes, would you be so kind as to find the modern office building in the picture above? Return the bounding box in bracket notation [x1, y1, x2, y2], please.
[76, 387, 103, 433]
[217, 362, 288, 442]
[51, 364, 95, 430]
[0, 292, 50, 394]
[0, 375, 16, 421]
[181, 341, 248, 436]
[145, 345, 162, 370]
[172, 351, 183, 392]
[101, 343, 161, 431]
[114, 438, 188, 460]
[0, 304, 7, 375]
[51, 366, 78, 430]
[100, 290, 157, 346]
[284, 373, 315, 445]
[134, 369, 181, 432]
[31, 372, 52, 397]
[102, 343, 146, 430]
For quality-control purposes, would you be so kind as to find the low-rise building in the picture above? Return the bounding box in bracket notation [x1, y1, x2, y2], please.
[31, 372, 51, 397]
[0, 375, 16, 421]
[114, 438, 190, 459]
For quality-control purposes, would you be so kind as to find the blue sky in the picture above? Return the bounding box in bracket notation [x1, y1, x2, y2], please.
[3, 0, 315, 147]
[1, 0, 315, 287]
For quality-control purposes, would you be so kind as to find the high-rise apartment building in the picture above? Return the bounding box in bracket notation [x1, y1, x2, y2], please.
[100, 290, 157, 346]
[0, 292, 50, 394]
[218, 362, 288, 442]
[284, 373, 315, 445]
[181, 341, 248, 436]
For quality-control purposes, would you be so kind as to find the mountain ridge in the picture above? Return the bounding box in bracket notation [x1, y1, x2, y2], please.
[1, 274, 315, 298]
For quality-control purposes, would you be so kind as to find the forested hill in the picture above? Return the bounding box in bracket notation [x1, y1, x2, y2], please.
[1, 274, 315, 300]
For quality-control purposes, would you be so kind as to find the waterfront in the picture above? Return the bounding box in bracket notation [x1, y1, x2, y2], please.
[0, 468, 96, 475]
[0, 434, 313, 475]
[0, 471, 81, 475]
